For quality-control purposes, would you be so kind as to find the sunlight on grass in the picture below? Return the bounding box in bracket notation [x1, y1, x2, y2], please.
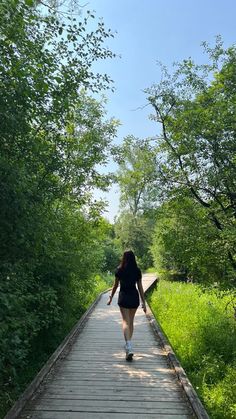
[148, 280, 236, 419]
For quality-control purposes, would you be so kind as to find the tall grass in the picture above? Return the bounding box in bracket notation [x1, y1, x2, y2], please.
[148, 280, 236, 419]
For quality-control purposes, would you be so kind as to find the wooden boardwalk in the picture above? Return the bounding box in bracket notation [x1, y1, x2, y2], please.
[17, 274, 195, 418]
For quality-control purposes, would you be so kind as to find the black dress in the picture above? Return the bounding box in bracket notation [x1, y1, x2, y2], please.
[115, 266, 142, 309]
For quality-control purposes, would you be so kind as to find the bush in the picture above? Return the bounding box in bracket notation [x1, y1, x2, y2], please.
[0, 269, 112, 418]
[151, 197, 233, 286]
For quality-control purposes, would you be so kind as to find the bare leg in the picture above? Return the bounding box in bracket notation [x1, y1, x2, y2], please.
[128, 308, 137, 339]
[120, 307, 131, 341]
[119, 307, 137, 342]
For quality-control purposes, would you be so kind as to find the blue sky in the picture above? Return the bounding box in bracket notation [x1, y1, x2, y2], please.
[85, 0, 236, 221]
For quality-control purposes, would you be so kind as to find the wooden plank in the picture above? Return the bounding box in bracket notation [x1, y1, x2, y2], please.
[54, 365, 172, 372]
[55, 364, 169, 371]
[61, 358, 170, 368]
[26, 404, 189, 414]
[56, 360, 169, 367]
[23, 409, 189, 416]
[58, 359, 173, 367]
[49, 379, 179, 386]
[26, 407, 189, 415]
[21, 412, 192, 419]
[63, 356, 168, 362]
[48, 372, 177, 380]
[45, 385, 182, 393]
[57, 360, 168, 365]
[31, 398, 189, 408]
[60, 358, 168, 363]
[63, 352, 167, 358]
[58, 360, 169, 367]
[45, 382, 181, 390]
[47, 380, 181, 390]
[43, 392, 182, 401]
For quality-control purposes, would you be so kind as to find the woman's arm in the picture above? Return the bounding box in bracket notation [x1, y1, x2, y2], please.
[107, 277, 119, 305]
[137, 279, 147, 313]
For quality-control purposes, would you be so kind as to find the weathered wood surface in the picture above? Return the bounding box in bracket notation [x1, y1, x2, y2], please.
[17, 273, 195, 418]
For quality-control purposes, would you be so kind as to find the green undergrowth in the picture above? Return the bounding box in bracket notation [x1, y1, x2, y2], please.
[0, 273, 112, 419]
[147, 280, 236, 419]
[145, 267, 157, 273]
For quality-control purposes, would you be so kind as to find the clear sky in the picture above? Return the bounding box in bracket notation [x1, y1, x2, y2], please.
[85, 0, 236, 222]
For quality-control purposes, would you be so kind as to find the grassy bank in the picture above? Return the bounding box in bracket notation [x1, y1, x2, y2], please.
[147, 280, 236, 419]
[1, 274, 112, 419]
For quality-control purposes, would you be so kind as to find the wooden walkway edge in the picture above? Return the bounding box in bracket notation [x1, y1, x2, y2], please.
[145, 303, 209, 419]
[5, 273, 209, 419]
[4, 291, 107, 419]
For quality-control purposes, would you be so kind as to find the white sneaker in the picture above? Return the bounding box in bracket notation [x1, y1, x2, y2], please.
[126, 343, 134, 361]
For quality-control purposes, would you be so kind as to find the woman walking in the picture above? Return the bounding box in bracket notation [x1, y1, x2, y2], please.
[107, 250, 146, 361]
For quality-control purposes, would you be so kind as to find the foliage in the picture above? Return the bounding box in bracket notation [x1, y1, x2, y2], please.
[145, 267, 156, 273]
[94, 218, 122, 273]
[113, 135, 160, 215]
[114, 212, 154, 270]
[113, 39, 236, 285]
[202, 365, 236, 419]
[151, 194, 233, 285]
[0, 207, 116, 417]
[148, 280, 236, 418]
[145, 38, 236, 275]
[113, 135, 160, 269]
[0, 0, 118, 416]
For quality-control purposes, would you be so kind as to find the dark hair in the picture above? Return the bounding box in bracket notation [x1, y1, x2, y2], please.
[120, 250, 138, 270]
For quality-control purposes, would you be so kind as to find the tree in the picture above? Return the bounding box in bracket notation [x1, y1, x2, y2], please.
[113, 135, 160, 269]
[114, 212, 154, 270]
[0, 1, 118, 414]
[151, 194, 232, 284]
[113, 135, 160, 215]
[95, 219, 122, 273]
[145, 38, 236, 274]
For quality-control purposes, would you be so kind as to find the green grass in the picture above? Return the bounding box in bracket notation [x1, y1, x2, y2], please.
[93, 273, 113, 293]
[145, 267, 157, 273]
[147, 280, 236, 419]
